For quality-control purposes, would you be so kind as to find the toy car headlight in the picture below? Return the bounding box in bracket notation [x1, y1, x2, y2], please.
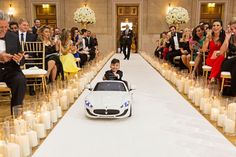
[120, 101, 129, 108]
[85, 100, 93, 108]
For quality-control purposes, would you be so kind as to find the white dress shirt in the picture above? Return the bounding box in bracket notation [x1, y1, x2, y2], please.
[173, 34, 180, 50]
[18, 31, 27, 43]
[0, 39, 6, 54]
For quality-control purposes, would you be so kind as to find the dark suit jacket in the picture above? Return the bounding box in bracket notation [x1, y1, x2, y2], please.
[104, 70, 123, 80]
[31, 26, 38, 34]
[121, 29, 133, 45]
[168, 32, 182, 51]
[1, 31, 22, 67]
[85, 37, 96, 50]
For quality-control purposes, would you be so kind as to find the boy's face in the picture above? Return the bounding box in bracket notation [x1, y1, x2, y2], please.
[110, 63, 120, 72]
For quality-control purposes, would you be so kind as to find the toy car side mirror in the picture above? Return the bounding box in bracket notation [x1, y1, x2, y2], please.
[129, 84, 136, 91]
[85, 84, 93, 91]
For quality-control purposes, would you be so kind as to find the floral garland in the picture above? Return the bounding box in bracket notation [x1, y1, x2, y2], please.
[166, 7, 190, 25]
[73, 6, 96, 24]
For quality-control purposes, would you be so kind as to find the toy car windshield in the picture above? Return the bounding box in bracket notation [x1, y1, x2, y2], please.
[94, 82, 126, 91]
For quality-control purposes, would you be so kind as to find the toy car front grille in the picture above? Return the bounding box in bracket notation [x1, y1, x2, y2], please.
[94, 109, 120, 115]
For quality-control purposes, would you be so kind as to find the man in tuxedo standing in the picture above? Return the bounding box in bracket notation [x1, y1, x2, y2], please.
[18, 18, 37, 95]
[0, 10, 26, 113]
[31, 18, 40, 35]
[122, 25, 133, 60]
[86, 30, 96, 60]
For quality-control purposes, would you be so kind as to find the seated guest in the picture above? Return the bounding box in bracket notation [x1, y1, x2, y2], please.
[166, 25, 182, 65]
[60, 29, 80, 74]
[179, 28, 191, 69]
[9, 21, 18, 32]
[91, 33, 99, 54]
[31, 19, 40, 35]
[18, 18, 37, 95]
[154, 32, 167, 58]
[202, 19, 225, 83]
[86, 30, 96, 60]
[191, 25, 206, 76]
[0, 10, 26, 113]
[38, 25, 64, 82]
[221, 18, 236, 96]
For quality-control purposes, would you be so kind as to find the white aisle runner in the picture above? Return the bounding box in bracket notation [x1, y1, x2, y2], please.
[33, 54, 236, 157]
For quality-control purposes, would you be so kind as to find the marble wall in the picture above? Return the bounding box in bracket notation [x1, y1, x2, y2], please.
[0, 0, 236, 53]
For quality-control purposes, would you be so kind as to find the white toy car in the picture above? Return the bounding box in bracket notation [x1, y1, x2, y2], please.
[84, 80, 134, 118]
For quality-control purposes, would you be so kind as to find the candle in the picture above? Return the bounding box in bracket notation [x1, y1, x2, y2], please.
[60, 96, 68, 110]
[200, 97, 207, 111]
[227, 103, 236, 121]
[50, 109, 58, 123]
[23, 111, 35, 127]
[188, 88, 194, 101]
[56, 106, 62, 118]
[14, 119, 27, 135]
[26, 130, 38, 147]
[69, 90, 74, 103]
[217, 113, 226, 127]
[224, 118, 235, 134]
[15, 134, 31, 157]
[51, 91, 58, 97]
[210, 108, 220, 121]
[40, 111, 51, 130]
[203, 102, 212, 115]
[34, 123, 46, 139]
[0, 141, 20, 157]
[72, 88, 79, 98]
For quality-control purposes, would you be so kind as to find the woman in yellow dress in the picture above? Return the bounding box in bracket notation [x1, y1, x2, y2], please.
[60, 29, 80, 74]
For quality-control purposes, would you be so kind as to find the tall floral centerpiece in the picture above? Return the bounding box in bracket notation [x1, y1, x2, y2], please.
[73, 5, 96, 29]
[166, 7, 190, 30]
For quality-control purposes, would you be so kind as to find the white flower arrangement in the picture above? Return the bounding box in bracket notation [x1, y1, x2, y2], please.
[166, 7, 190, 25]
[73, 6, 96, 24]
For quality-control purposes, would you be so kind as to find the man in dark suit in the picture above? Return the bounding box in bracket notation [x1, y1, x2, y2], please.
[18, 18, 37, 95]
[0, 11, 26, 113]
[121, 25, 133, 60]
[166, 25, 182, 65]
[86, 30, 96, 60]
[31, 18, 40, 35]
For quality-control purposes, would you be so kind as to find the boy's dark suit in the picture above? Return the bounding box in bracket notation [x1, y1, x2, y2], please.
[0, 31, 26, 112]
[104, 70, 123, 80]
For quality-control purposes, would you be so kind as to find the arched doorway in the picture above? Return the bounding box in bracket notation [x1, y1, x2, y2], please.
[116, 5, 139, 53]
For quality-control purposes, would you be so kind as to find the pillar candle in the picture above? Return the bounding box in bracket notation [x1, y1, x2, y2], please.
[15, 134, 31, 157]
[50, 109, 58, 123]
[210, 108, 220, 121]
[217, 113, 226, 127]
[60, 96, 68, 110]
[23, 111, 35, 127]
[0, 141, 20, 157]
[26, 130, 38, 147]
[224, 118, 235, 134]
[56, 106, 62, 118]
[34, 123, 46, 139]
[72, 88, 79, 98]
[200, 97, 207, 111]
[69, 90, 75, 103]
[227, 103, 236, 121]
[14, 119, 26, 135]
[40, 111, 51, 130]
[203, 102, 212, 115]
[188, 88, 194, 102]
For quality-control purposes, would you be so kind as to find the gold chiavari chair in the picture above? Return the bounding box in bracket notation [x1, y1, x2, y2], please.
[21, 42, 47, 94]
[0, 82, 11, 102]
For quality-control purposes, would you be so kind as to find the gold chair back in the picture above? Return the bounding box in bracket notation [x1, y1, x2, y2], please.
[22, 42, 45, 70]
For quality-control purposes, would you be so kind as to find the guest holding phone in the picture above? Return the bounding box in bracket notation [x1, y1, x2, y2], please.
[0, 10, 26, 113]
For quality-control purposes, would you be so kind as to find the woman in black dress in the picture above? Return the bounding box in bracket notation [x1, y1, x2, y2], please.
[38, 25, 64, 82]
[221, 18, 236, 96]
